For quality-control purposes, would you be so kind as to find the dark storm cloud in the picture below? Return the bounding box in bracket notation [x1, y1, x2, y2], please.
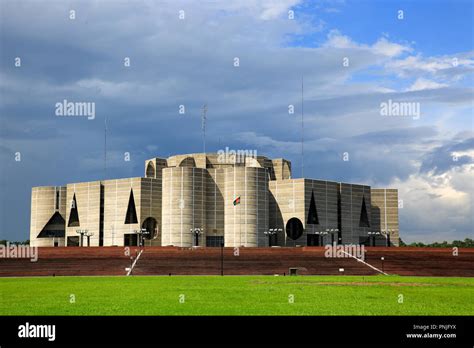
[0, 0, 472, 243]
[420, 137, 474, 175]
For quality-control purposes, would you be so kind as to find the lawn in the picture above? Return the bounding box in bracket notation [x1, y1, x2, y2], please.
[0, 275, 473, 315]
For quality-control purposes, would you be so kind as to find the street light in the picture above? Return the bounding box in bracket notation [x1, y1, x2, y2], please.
[328, 229, 335, 245]
[314, 230, 328, 246]
[76, 229, 88, 247]
[368, 231, 381, 247]
[190, 227, 203, 247]
[84, 231, 94, 247]
[369, 231, 383, 236]
[134, 228, 149, 248]
[335, 228, 341, 244]
[220, 242, 224, 276]
[381, 229, 394, 247]
[329, 229, 336, 244]
[264, 228, 282, 247]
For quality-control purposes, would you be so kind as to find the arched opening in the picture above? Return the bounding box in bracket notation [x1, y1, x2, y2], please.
[178, 157, 196, 167]
[142, 217, 158, 240]
[286, 217, 303, 240]
[146, 162, 155, 178]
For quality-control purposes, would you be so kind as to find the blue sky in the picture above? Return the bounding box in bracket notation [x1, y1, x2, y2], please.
[303, 0, 474, 55]
[0, 0, 473, 243]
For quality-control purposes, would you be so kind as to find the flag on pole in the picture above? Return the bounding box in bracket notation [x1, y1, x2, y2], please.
[233, 196, 241, 206]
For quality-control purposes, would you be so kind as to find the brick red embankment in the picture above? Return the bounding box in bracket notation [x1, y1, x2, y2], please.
[0, 246, 472, 277]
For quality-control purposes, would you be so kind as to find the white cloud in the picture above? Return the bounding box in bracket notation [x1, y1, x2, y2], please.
[372, 37, 411, 57]
[259, 0, 301, 20]
[394, 164, 473, 243]
[407, 78, 448, 91]
[0, 1, 472, 242]
[386, 53, 474, 82]
[325, 30, 411, 57]
[205, 0, 301, 20]
[325, 30, 358, 49]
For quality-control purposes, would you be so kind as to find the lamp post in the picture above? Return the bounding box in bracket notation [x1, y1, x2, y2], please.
[84, 231, 94, 247]
[315, 230, 328, 246]
[381, 229, 393, 247]
[76, 229, 88, 247]
[368, 231, 381, 246]
[134, 228, 149, 248]
[264, 228, 282, 247]
[220, 242, 224, 276]
[190, 228, 203, 247]
[334, 228, 340, 244]
[322, 228, 334, 245]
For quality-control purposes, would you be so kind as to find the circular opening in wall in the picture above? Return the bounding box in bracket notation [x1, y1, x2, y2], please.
[142, 217, 158, 239]
[285, 218, 303, 240]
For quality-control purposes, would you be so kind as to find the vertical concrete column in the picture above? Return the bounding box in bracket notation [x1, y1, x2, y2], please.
[162, 167, 206, 247]
[224, 167, 268, 247]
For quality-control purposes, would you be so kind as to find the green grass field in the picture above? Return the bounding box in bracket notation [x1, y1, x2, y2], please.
[1, 275, 473, 315]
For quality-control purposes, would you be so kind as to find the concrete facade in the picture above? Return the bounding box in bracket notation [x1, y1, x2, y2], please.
[371, 188, 400, 246]
[162, 167, 207, 247]
[30, 186, 67, 247]
[65, 181, 102, 247]
[339, 183, 372, 245]
[30, 152, 400, 247]
[223, 167, 268, 247]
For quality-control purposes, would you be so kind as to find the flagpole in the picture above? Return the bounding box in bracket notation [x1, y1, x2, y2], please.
[301, 75, 304, 178]
[104, 115, 107, 178]
[240, 201, 242, 247]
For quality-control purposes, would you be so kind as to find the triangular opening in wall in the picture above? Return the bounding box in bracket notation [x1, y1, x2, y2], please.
[67, 193, 80, 227]
[124, 189, 138, 224]
[38, 212, 66, 238]
[359, 196, 370, 228]
[307, 190, 319, 225]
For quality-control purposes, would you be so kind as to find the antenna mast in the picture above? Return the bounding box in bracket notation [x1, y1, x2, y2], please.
[104, 115, 107, 178]
[201, 104, 207, 154]
[301, 76, 304, 178]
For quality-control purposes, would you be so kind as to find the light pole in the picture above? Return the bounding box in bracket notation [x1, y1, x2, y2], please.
[381, 229, 393, 247]
[334, 228, 340, 244]
[315, 230, 328, 246]
[220, 242, 224, 276]
[325, 228, 335, 245]
[134, 228, 149, 248]
[264, 228, 281, 247]
[329, 228, 336, 244]
[76, 229, 88, 247]
[190, 228, 203, 247]
[368, 231, 381, 246]
[84, 231, 94, 247]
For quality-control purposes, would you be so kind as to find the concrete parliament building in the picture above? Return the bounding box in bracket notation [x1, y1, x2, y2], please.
[30, 152, 399, 248]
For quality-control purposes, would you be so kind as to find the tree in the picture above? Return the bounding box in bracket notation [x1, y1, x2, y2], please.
[403, 238, 473, 248]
